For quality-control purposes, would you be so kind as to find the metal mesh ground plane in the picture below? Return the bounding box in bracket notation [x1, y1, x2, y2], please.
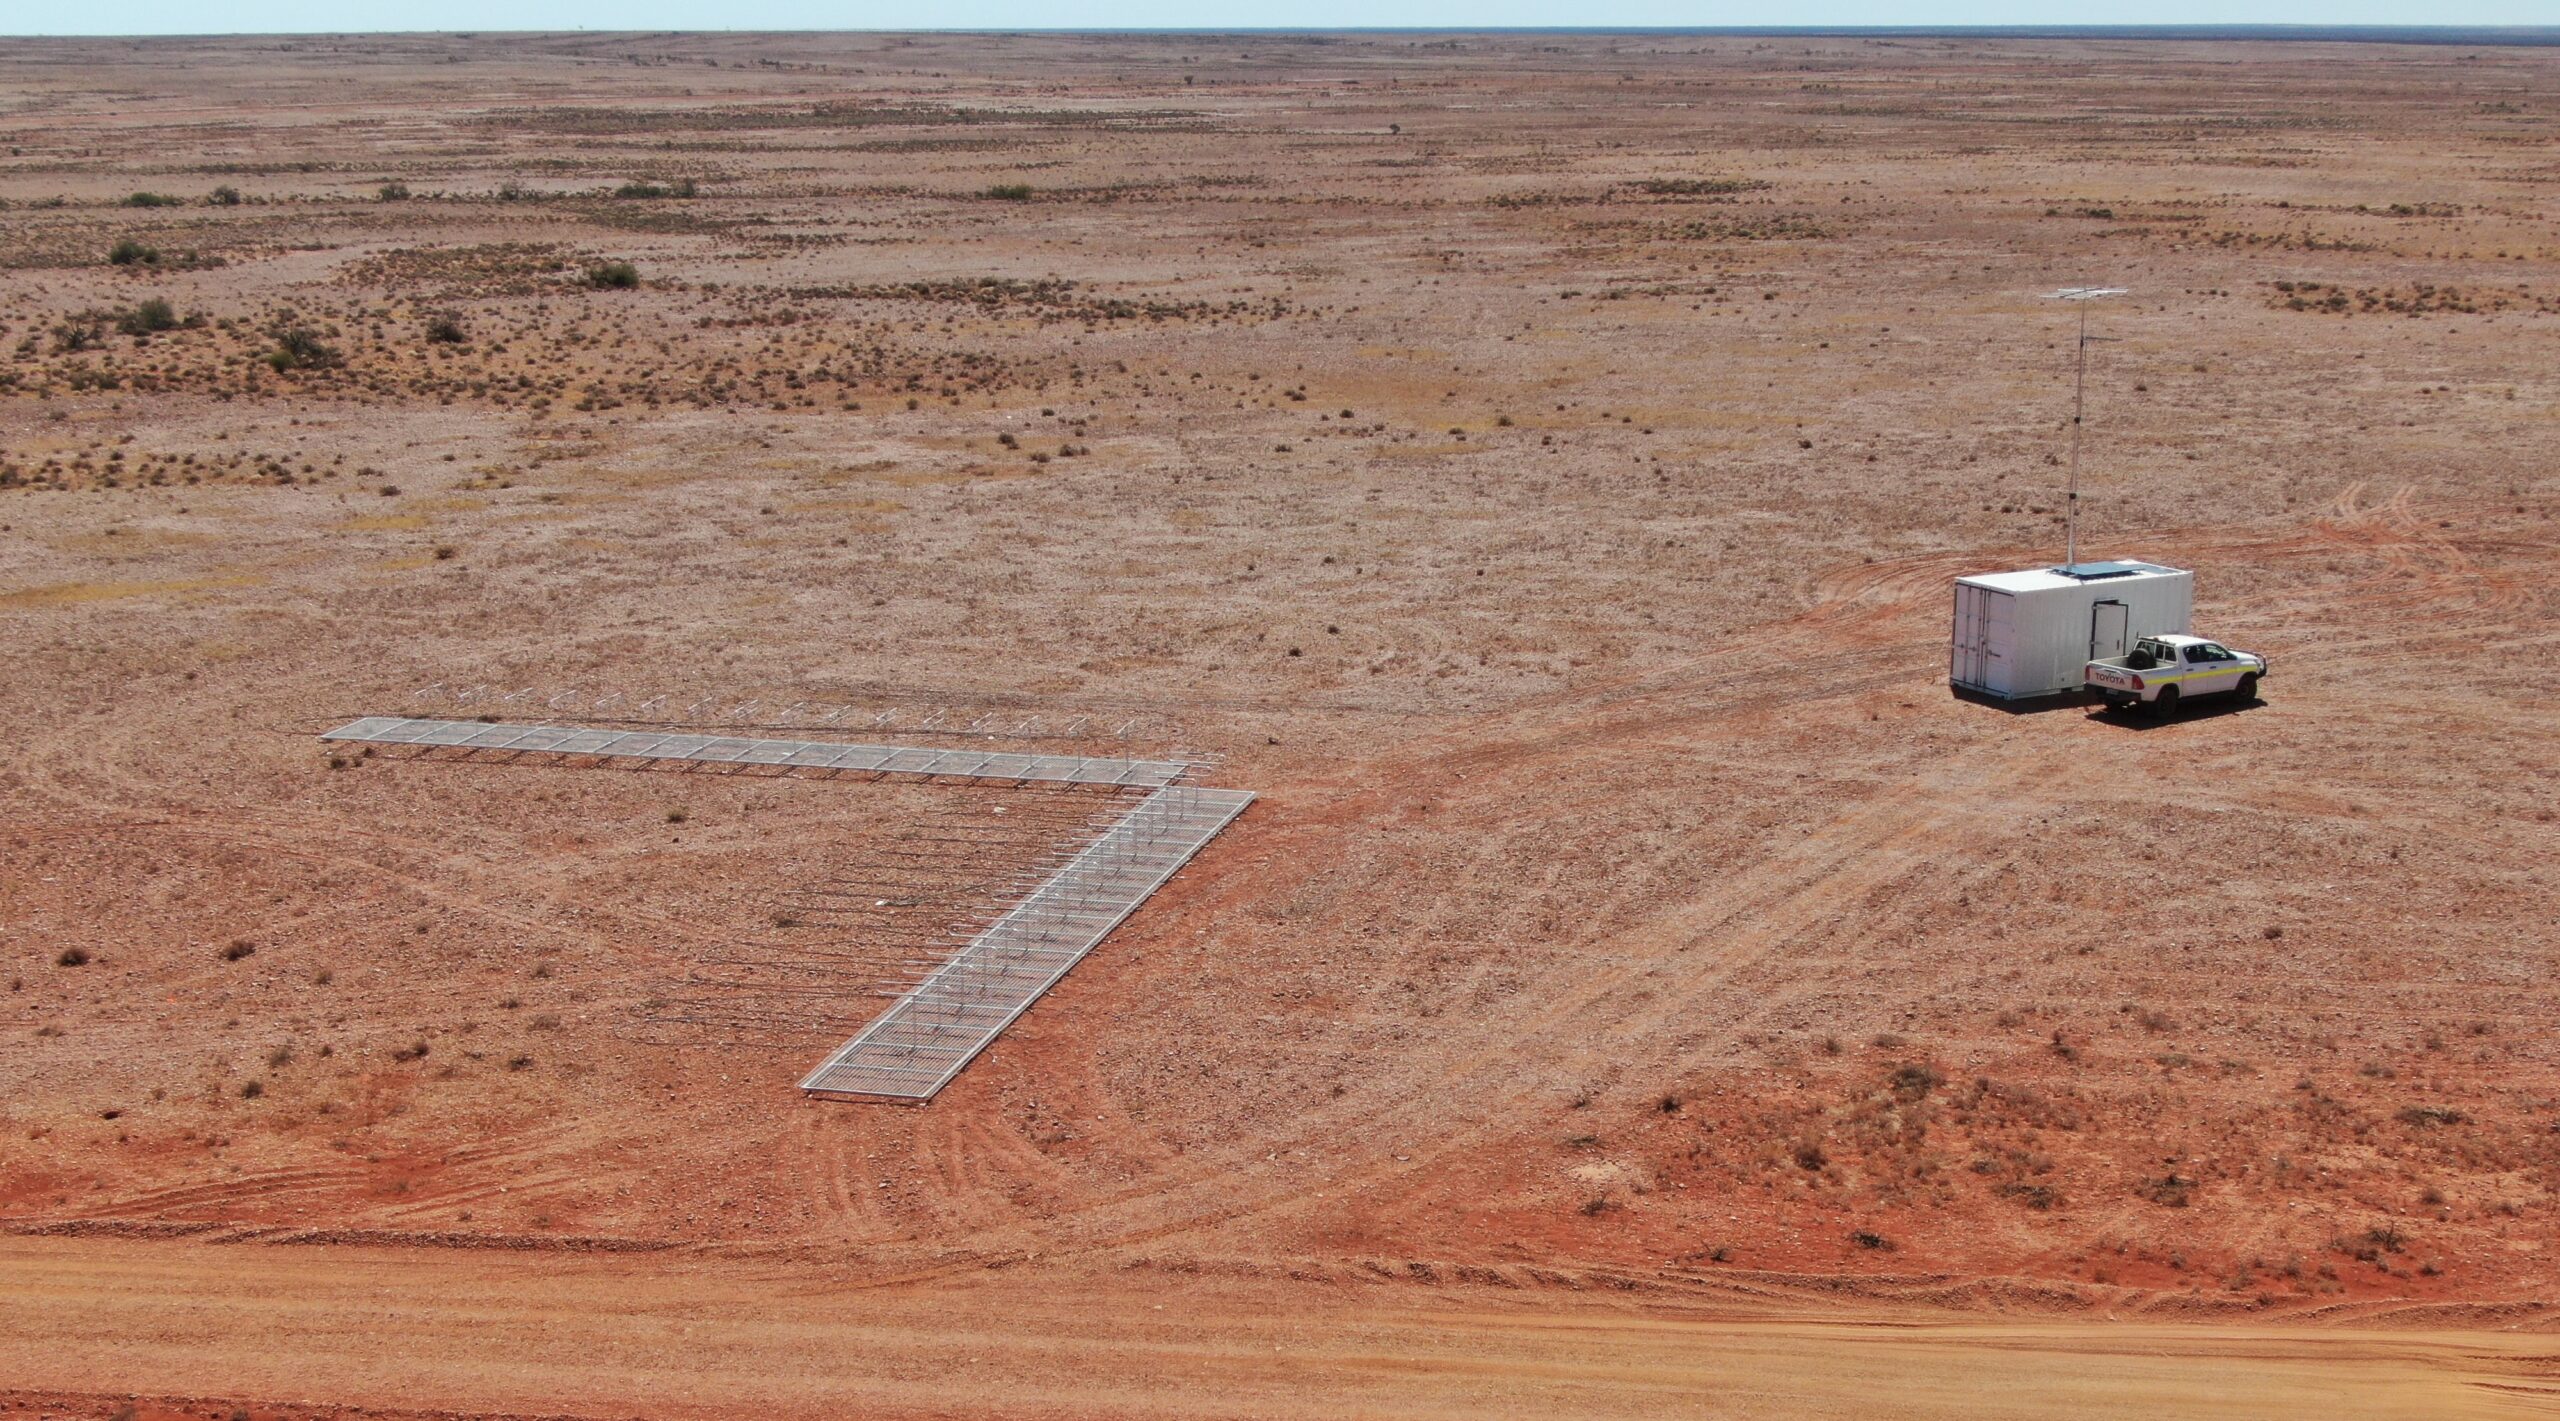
[798, 784, 1254, 1100]
[319, 716, 1252, 1101]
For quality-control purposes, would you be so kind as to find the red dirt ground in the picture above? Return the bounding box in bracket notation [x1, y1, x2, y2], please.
[0, 29, 2556, 1416]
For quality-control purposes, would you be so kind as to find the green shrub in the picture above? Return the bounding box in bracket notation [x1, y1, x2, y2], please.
[422, 311, 468, 344]
[117, 297, 179, 335]
[983, 183, 1034, 201]
[613, 178, 696, 199]
[584, 260, 640, 290]
[107, 238, 159, 266]
[377, 180, 411, 202]
[208, 185, 242, 206]
[123, 191, 183, 208]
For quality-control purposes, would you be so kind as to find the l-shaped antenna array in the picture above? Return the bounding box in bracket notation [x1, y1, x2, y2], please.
[319, 716, 1253, 1102]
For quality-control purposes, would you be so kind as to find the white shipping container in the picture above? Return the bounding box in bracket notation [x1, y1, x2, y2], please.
[1950, 561, 2194, 699]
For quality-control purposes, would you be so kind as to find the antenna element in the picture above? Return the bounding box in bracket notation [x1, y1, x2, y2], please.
[2042, 286, 2128, 571]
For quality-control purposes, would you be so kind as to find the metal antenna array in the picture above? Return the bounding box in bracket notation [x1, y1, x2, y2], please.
[625, 784, 1132, 1048]
[2043, 285, 2127, 572]
[399, 682, 1159, 744]
[796, 771, 1251, 1100]
[319, 716, 1252, 1101]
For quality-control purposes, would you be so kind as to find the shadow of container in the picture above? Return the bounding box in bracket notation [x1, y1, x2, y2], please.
[1948, 684, 2096, 717]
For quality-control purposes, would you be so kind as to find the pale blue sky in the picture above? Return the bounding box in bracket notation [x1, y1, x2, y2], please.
[8, 7, 2557, 38]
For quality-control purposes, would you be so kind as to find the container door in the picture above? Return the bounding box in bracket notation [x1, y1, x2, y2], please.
[1981, 589, 2016, 693]
[1951, 585, 1990, 688]
[2090, 600, 2129, 662]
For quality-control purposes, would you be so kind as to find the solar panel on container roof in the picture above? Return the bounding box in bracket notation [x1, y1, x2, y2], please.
[2056, 561, 2151, 580]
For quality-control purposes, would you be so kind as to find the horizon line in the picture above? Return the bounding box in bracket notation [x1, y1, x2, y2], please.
[8, 24, 2560, 40]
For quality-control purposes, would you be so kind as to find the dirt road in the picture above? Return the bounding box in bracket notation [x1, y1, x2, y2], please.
[4, 1236, 2556, 1420]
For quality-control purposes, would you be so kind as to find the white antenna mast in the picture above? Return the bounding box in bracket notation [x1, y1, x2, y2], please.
[2042, 286, 2127, 571]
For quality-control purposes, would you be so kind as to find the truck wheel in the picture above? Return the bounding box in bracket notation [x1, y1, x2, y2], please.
[2238, 673, 2260, 702]
[2152, 685, 2180, 718]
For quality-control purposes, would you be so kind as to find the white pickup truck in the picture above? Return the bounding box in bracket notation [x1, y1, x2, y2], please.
[2085, 634, 2269, 714]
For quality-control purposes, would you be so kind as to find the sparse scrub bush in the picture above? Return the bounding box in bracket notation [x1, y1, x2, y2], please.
[55, 947, 90, 968]
[265, 326, 336, 371]
[49, 314, 104, 353]
[116, 297, 178, 335]
[124, 191, 184, 207]
[2137, 1173, 2195, 1207]
[613, 177, 697, 198]
[584, 260, 640, 289]
[1997, 1182, 2061, 1210]
[1632, 176, 1769, 196]
[1887, 1064, 1943, 1100]
[377, 181, 412, 201]
[983, 183, 1034, 200]
[208, 185, 242, 206]
[108, 238, 159, 266]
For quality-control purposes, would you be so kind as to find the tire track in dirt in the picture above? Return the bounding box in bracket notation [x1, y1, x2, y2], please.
[28, 488, 2555, 1270]
[799, 515, 2171, 1269]
[69, 1119, 596, 1232]
[876, 489, 2560, 1272]
[856, 728, 2091, 1274]
[74, 1165, 374, 1221]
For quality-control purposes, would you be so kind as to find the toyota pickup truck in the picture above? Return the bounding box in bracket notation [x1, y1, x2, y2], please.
[2085, 634, 2268, 714]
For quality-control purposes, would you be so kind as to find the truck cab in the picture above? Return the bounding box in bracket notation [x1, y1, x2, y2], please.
[2085, 634, 2268, 714]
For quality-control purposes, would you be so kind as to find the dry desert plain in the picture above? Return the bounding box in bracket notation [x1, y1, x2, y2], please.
[0, 29, 2557, 1419]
